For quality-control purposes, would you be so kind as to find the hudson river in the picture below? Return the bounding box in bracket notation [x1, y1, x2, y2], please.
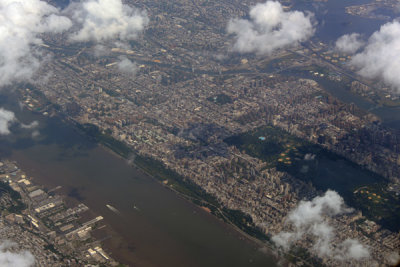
[0, 94, 277, 267]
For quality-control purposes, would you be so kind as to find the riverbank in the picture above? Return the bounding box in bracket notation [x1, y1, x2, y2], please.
[4, 97, 278, 267]
[71, 120, 335, 266]
[73, 121, 277, 252]
[283, 67, 400, 130]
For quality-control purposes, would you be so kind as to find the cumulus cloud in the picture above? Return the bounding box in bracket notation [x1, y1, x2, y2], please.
[21, 121, 40, 137]
[68, 0, 148, 43]
[0, 108, 16, 135]
[0, 240, 35, 267]
[0, 108, 40, 136]
[334, 239, 370, 260]
[350, 20, 400, 91]
[304, 153, 316, 161]
[272, 190, 370, 261]
[21, 120, 39, 129]
[227, 1, 315, 55]
[0, 0, 72, 87]
[31, 129, 40, 138]
[117, 56, 138, 75]
[335, 33, 364, 54]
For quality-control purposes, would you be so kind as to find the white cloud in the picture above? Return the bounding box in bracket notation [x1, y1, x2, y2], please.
[0, 109, 41, 136]
[350, 20, 400, 91]
[92, 44, 111, 57]
[0, 108, 15, 135]
[68, 0, 148, 43]
[288, 190, 352, 227]
[334, 239, 370, 261]
[227, 1, 315, 55]
[117, 56, 137, 75]
[0, 240, 35, 267]
[0, 0, 72, 87]
[335, 33, 364, 54]
[386, 252, 400, 266]
[21, 120, 39, 129]
[272, 190, 370, 261]
[31, 129, 40, 138]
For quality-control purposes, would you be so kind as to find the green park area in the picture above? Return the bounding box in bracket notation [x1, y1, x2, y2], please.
[224, 126, 305, 168]
[353, 185, 400, 232]
[225, 125, 400, 232]
[76, 123, 132, 158]
[207, 93, 233, 105]
[133, 155, 267, 240]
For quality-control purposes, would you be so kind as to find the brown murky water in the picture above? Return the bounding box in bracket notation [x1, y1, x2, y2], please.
[1, 96, 277, 267]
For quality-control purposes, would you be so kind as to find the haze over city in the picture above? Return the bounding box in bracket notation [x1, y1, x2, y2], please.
[0, 0, 399, 266]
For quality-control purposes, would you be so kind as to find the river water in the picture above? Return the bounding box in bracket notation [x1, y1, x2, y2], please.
[0, 94, 277, 267]
[292, 0, 400, 129]
[1, 1, 398, 266]
[294, 0, 394, 43]
[282, 69, 400, 130]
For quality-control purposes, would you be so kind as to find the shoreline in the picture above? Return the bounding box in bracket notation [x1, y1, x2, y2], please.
[0, 159, 120, 266]
[8, 90, 283, 266]
[23, 101, 399, 267]
[69, 120, 312, 266]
